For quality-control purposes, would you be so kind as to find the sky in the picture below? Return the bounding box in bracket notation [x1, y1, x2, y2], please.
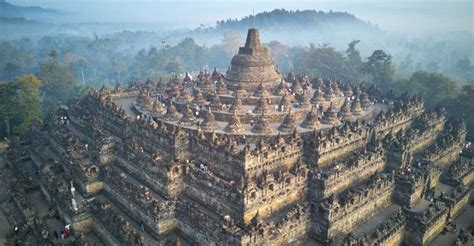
[7, 0, 474, 33]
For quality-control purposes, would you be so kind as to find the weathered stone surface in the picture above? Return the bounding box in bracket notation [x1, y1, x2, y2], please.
[225, 28, 281, 91]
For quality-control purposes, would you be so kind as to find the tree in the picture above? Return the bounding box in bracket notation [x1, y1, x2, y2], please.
[208, 45, 231, 69]
[399, 54, 414, 75]
[14, 75, 42, 134]
[222, 32, 243, 56]
[268, 41, 290, 71]
[456, 85, 474, 133]
[49, 49, 58, 62]
[69, 58, 88, 86]
[345, 40, 363, 82]
[0, 41, 36, 82]
[412, 71, 458, 107]
[39, 51, 78, 116]
[110, 58, 126, 84]
[394, 71, 458, 108]
[0, 75, 42, 137]
[0, 82, 16, 138]
[3, 62, 23, 81]
[454, 58, 474, 82]
[165, 60, 183, 74]
[363, 50, 394, 89]
[346, 40, 362, 68]
[268, 41, 289, 59]
[291, 43, 349, 81]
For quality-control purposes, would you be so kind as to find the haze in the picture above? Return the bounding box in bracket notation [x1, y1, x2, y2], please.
[9, 0, 474, 34]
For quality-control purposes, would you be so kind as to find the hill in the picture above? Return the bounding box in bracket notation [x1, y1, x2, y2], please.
[0, 0, 60, 21]
[180, 9, 383, 49]
[214, 9, 379, 32]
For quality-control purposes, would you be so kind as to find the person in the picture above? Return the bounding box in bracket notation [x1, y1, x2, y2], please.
[54, 230, 59, 239]
[64, 225, 70, 238]
[70, 181, 75, 197]
[140, 223, 145, 231]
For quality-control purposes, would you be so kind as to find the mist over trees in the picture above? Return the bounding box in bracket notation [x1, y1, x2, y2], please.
[0, 5, 473, 139]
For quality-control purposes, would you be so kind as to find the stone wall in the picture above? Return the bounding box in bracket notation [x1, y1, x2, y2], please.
[115, 157, 169, 197]
[244, 139, 303, 176]
[189, 137, 244, 182]
[85, 180, 103, 194]
[405, 205, 449, 246]
[93, 219, 121, 246]
[312, 149, 385, 200]
[461, 170, 474, 186]
[176, 201, 243, 246]
[314, 174, 395, 241]
[449, 192, 469, 219]
[419, 212, 448, 245]
[327, 190, 392, 239]
[438, 186, 470, 219]
[244, 180, 304, 224]
[241, 203, 311, 246]
[442, 160, 473, 186]
[394, 173, 425, 208]
[345, 210, 405, 246]
[183, 164, 244, 223]
[103, 182, 176, 237]
[305, 125, 368, 167]
[373, 99, 424, 138]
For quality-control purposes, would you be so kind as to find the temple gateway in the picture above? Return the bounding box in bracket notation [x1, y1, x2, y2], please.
[5, 28, 472, 245]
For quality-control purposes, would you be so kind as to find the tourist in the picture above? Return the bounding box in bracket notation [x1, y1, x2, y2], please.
[64, 225, 70, 238]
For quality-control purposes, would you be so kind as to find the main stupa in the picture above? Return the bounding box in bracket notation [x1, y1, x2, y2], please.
[224, 28, 282, 90]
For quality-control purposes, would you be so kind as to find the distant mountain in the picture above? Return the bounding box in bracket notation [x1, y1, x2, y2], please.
[182, 9, 383, 49]
[0, 16, 43, 24]
[0, 0, 60, 21]
[0, 1, 62, 39]
[213, 9, 380, 33]
[0, 16, 56, 39]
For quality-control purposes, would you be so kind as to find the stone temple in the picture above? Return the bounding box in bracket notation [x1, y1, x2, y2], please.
[3, 28, 473, 245]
